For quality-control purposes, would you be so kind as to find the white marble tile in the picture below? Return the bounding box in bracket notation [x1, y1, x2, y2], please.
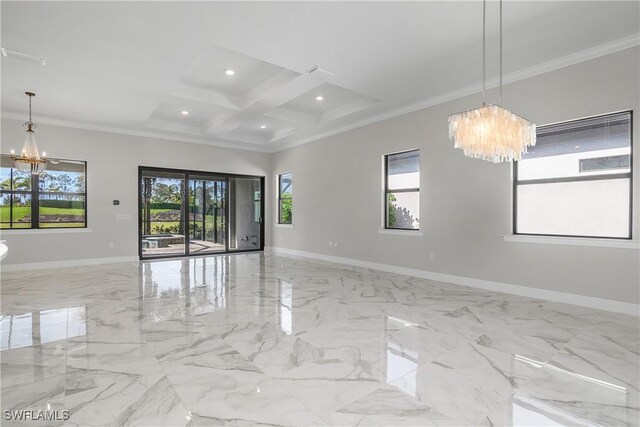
[323, 387, 458, 426]
[390, 343, 521, 425]
[1, 253, 637, 426]
[183, 377, 325, 426]
[273, 357, 382, 417]
[64, 368, 182, 426]
[516, 333, 640, 426]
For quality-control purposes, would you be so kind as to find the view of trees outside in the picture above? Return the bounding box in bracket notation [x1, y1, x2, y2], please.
[279, 173, 292, 224]
[141, 176, 226, 242]
[0, 161, 86, 229]
[38, 169, 86, 228]
[142, 176, 184, 235]
[280, 195, 292, 223]
[0, 169, 31, 228]
[387, 193, 419, 229]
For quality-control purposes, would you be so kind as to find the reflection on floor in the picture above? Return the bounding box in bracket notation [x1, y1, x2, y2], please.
[1, 253, 638, 426]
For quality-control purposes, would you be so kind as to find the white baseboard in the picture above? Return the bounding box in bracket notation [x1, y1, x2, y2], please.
[0, 256, 139, 272]
[268, 246, 639, 317]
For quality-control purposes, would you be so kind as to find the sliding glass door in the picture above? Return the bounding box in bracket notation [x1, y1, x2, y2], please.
[188, 175, 226, 255]
[140, 170, 186, 257]
[139, 167, 263, 259]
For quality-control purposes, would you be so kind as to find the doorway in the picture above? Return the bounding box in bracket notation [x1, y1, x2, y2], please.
[139, 167, 264, 259]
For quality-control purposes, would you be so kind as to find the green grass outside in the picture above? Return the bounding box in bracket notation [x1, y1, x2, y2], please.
[0, 206, 85, 228]
[0, 207, 222, 229]
[143, 209, 225, 235]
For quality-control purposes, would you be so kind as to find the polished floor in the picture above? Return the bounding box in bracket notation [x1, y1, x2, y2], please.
[141, 240, 225, 257]
[1, 253, 638, 426]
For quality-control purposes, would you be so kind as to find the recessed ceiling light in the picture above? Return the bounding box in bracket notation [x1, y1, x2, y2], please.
[315, 95, 324, 101]
[225, 69, 235, 76]
[181, 110, 189, 115]
[260, 125, 267, 129]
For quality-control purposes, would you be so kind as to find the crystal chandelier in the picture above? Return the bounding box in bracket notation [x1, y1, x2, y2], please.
[11, 92, 47, 174]
[448, 0, 536, 163]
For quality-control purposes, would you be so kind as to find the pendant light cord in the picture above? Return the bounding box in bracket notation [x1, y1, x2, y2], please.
[482, 0, 486, 106]
[499, 0, 503, 106]
[29, 94, 32, 123]
[481, 0, 504, 106]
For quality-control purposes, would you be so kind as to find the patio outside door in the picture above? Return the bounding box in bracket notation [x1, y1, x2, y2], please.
[188, 175, 226, 255]
[139, 167, 264, 260]
[140, 170, 187, 257]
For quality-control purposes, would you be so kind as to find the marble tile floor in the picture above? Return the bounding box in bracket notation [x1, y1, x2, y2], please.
[1, 253, 638, 426]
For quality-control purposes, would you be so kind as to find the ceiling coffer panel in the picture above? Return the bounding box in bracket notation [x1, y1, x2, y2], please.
[144, 99, 237, 136]
[277, 82, 379, 124]
[181, 44, 300, 109]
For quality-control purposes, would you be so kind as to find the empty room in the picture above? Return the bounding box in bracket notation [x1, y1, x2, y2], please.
[1, 1, 639, 426]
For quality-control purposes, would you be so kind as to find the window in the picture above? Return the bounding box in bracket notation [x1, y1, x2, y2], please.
[278, 172, 292, 224]
[514, 111, 632, 239]
[1, 155, 87, 229]
[385, 149, 420, 230]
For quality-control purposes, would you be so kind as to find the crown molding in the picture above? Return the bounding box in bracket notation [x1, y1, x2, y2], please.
[1, 34, 637, 155]
[273, 33, 640, 152]
[0, 112, 273, 153]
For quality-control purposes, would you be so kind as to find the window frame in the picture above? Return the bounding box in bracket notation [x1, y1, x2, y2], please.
[277, 172, 293, 225]
[1, 155, 88, 230]
[512, 110, 633, 240]
[384, 149, 420, 231]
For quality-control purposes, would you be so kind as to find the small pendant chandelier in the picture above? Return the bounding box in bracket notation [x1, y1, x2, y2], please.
[11, 92, 47, 175]
[448, 0, 536, 163]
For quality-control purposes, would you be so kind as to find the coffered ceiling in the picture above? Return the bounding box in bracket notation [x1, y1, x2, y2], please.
[1, 1, 638, 152]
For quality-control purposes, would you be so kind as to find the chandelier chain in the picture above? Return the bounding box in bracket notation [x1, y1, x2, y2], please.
[482, 0, 486, 106]
[499, 0, 503, 106]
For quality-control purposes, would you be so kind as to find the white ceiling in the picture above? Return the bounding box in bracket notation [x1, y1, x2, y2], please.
[1, 1, 638, 152]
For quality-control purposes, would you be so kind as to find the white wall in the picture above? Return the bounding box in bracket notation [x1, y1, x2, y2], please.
[0, 123, 272, 265]
[2, 48, 637, 306]
[270, 47, 640, 305]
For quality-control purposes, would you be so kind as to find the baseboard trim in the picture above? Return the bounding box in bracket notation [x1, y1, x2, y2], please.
[1, 256, 139, 272]
[268, 246, 639, 317]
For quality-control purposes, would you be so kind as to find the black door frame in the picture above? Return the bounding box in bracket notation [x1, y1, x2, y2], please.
[138, 166, 265, 260]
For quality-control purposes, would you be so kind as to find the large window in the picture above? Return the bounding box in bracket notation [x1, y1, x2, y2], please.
[514, 111, 632, 239]
[278, 172, 292, 224]
[385, 149, 420, 230]
[1, 155, 87, 229]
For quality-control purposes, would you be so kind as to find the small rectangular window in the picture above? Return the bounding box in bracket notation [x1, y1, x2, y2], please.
[514, 111, 632, 239]
[1, 155, 87, 229]
[278, 172, 292, 224]
[385, 150, 420, 230]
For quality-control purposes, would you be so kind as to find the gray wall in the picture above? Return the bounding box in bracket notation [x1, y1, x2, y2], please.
[0, 122, 272, 265]
[271, 47, 640, 304]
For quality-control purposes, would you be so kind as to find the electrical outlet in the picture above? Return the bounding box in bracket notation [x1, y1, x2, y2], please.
[429, 251, 435, 260]
[280, 235, 283, 241]
[108, 242, 115, 249]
